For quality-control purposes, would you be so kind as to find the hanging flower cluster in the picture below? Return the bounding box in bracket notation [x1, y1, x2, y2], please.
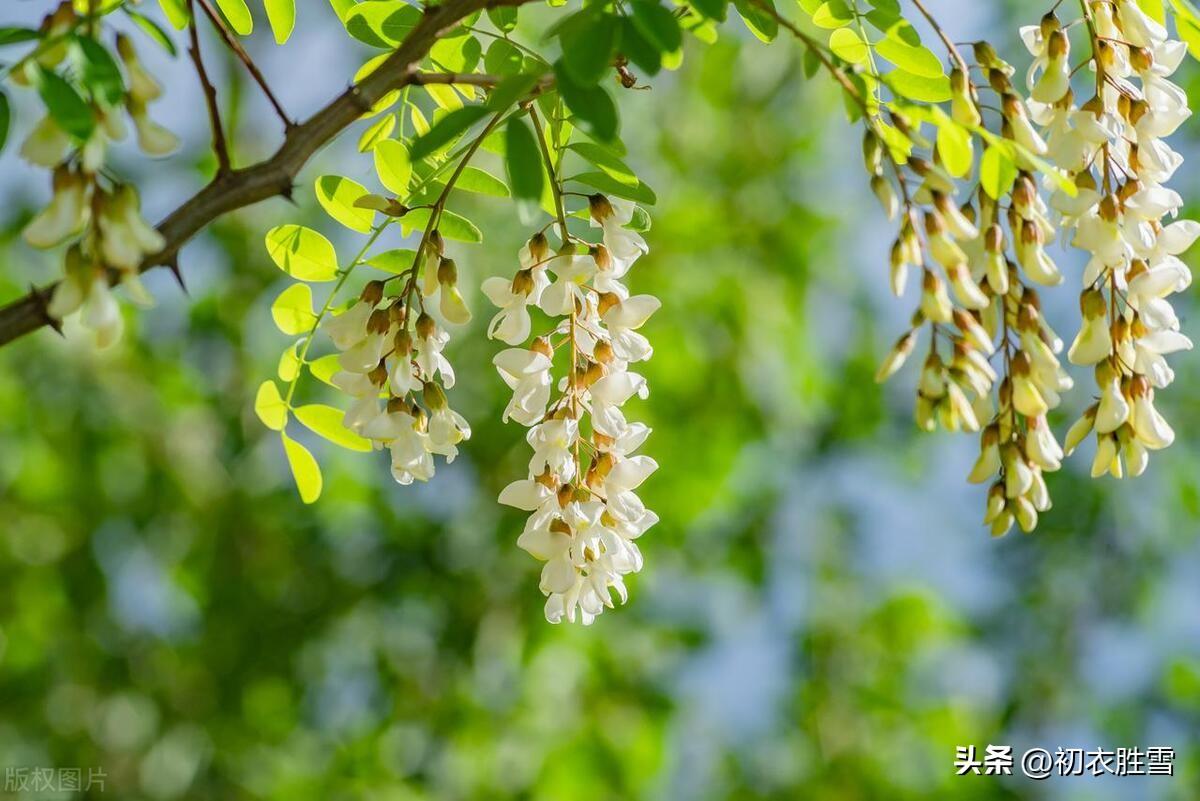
[864, 0, 1198, 536]
[18, 3, 177, 347]
[1022, 4, 1196, 479]
[488, 195, 659, 624]
[326, 231, 474, 486]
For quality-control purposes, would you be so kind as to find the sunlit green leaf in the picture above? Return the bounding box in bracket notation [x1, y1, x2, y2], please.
[157, 0, 190, 28]
[294, 405, 373, 452]
[367, 248, 419, 274]
[281, 433, 322, 503]
[316, 176, 375, 233]
[255, 380, 288, 431]
[309, 354, 342, 386]
[980, 144, 1017, 199]
[829, 28, 870, 64]
[277, 341, 303, 382]
[265, 225, 340, 282]
[373, 138, 412, 194]
[885, 69, 952, 103]
[215, 0, 253, 35]
[272, 284, 317, 336]
[401, 208, 483, 243]
[264, 0, 296, 43]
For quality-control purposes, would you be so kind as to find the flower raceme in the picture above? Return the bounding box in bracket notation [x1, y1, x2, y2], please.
[18, 3, 179, 349]
[488, 195, 659, 625]
[871, 3, 1196, 536]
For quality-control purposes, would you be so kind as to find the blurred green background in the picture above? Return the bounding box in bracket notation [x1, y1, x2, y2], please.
[2, 2, 1200, 799]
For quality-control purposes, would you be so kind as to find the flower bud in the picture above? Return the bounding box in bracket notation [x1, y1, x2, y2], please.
[588, 193, 614, 223]
[437, 257, 458, 286]
[416, 312, 437, 340]
[360, 280, 385, 305]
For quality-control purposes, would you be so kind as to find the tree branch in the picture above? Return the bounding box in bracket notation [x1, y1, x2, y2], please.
[0, 0, 536, 349]
[195, 0, 293, 128]
[187, 1, 231, 175]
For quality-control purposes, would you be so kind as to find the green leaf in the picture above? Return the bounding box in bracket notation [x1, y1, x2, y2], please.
[358, 114, 396, 152]
[409, 106, 489, 162]
[431, 34, 481, 74]
[281, 433, 322, 504]
[688, 0, 728, 21]
[732, 0, 778, 42]
[980, 144, 1017, 199]
[568, 171, 656, 205]
[215, 0, 253, 35]
[504, 116, 544, 203]
[157, 0, 190, 28]
[77, 36, 126, 107]
[455, 166, 510, 197]
[278, 341, 302, 381]
[568, 142, 637, 187]
[555, 63, 619, 141]
[264, 0, 296, 43]
[343, 1, 418, 48]
[484, 39, 524, 76]
[124, 9, 179, 56]
[885, 69, 952, 103]
[294, 405, 373, 452]
[36, 68, 95, 141]
[309, 354, 341, 387]
[0, 91, 9, 154]
[316, 175, 375, 233]
[265, 225, 340, 282]
[487, 72, 544, 111]
[272, 283, 317, 335]
[828, 28, 869, 64]
[373, 138, 412, 194]
[255, 380, 288, 431]
[0, 28, 41, 47]
[328, 0, 355, 21]
[560, 10, 620, 85]
[401, 208, 483, 243]
[935, 117, 972, 178]
[811, 0, 853, 29]
[367, 248, 419, 274]
[488, 6, 519, 31]
[875, 27, 943, 78]
[631, 0, 683, 54]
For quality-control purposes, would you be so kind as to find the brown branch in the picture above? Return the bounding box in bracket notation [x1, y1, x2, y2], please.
[0, 0, 536, 349]
[187, 1, 231, 175]
[195, 0, 293, 128]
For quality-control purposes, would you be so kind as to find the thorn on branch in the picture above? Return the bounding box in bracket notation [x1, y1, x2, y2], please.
[29, 284, 63, 336]
[167, 259, 189, 295]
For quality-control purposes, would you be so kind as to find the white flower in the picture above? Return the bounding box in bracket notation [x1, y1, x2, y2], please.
[589, 370, 648, 437]
[601, 294, 660, 364]
[80, 275, 123, 349]
[482, 271, 547, 345]
[527, 417, 580, 481]
[538, 254, 597, 317]
[494, 347, 553, 426]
